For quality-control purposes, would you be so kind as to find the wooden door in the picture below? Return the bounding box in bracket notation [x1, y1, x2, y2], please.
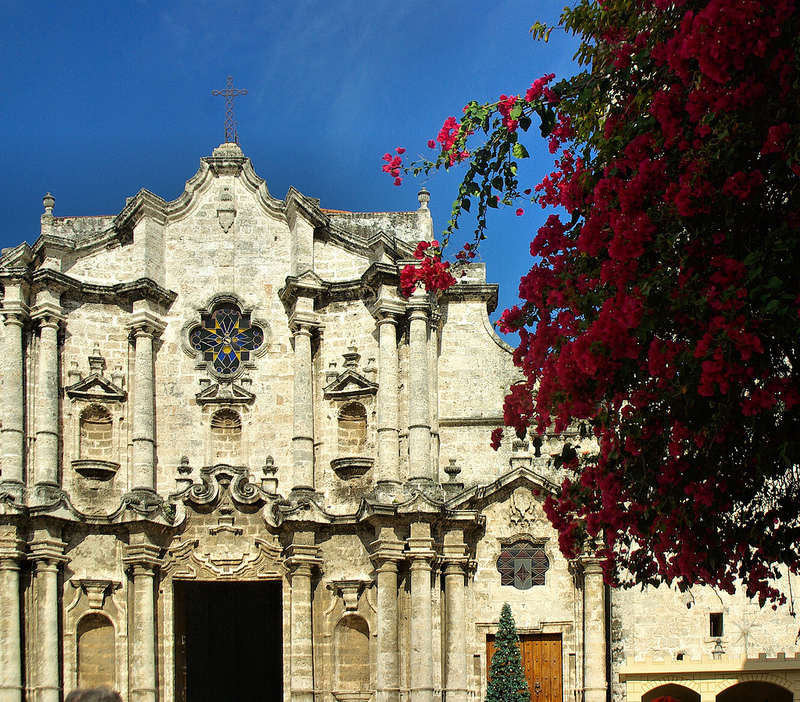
[487, 633, 563, 702]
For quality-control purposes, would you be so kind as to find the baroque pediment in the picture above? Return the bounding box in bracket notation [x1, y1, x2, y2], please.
[164, 535, 284, 580]
[65, 373, 126, 402]
[323, 369, 378, 399]
[195, 381, 255, 405]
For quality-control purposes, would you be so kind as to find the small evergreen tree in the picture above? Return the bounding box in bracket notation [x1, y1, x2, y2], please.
[486, 603, 530, 702]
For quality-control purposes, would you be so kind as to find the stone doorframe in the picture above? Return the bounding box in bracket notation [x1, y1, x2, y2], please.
[159, 531, 287, 702]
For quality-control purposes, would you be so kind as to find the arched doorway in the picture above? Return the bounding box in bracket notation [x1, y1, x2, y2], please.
[717, 680, 792, 702]
[642, 684, 700, 702]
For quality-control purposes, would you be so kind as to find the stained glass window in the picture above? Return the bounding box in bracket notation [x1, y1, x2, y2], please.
[497, 541, 549, 589]
[190, 303, 264, 376]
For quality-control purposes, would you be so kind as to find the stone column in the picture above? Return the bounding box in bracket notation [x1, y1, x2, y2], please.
[0, 548, 23, 702]
[124, 541, 161, 702]
[33, 315, 61, 489]
[291, 321, 316, 492]
[582, 557, 607, 702]
[127, 312, 164, 495]
[407, 523, 435, 702]
[442, 532, 468, 702]
[286, 535, 322, 702]
[428, 312, 440, 480]
[370, 527, 404, 702]
[375, 310, 401, 489]
[29, 529, 66, 702]
[0, 297, 27, 489]
[407, 295, 431, 484]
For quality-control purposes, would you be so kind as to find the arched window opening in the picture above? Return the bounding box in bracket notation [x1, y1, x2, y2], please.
[334, 614, 370, 692]
[79, 406, 113, 461]
[211, 409, 242, 461]
[77, 613, 116, 690]
[716, 681, 791, 702]
[338, 403, 367, 455]
[642, 684, 700, 702]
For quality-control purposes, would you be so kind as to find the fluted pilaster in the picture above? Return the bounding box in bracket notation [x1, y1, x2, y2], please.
[0, 303, 27, 489]
[124, 541, 162, 702]
[127, 312, 164, 494]
[33, 315, 61, 488]
[286, 536, 322, 702]
[375, 310, 401, 488]
[407, 295, 431, 484]
[407, 523, 435, 702]
[371, 528, 404, 702]
[581, 557, 607, 702]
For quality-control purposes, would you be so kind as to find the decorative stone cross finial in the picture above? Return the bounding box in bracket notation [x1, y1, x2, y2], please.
[212, 76, 248, 144]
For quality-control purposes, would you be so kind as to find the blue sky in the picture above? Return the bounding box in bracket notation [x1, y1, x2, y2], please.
[0, 0, 578, 329]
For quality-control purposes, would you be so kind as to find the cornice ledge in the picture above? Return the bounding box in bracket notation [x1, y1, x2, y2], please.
[114, 189, 168, 230]
[440, 282, 499, 314]
[361, 262, 401, 290]
[30, 234, 77, 258]
[0, 243, 33, 270]
[284, 187, 330, 229]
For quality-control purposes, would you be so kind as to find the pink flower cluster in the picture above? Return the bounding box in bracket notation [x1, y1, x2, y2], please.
[381, 148, 405, 186]
[399, 240, 457, 297]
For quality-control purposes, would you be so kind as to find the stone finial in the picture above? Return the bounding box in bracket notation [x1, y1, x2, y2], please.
[88, 348, 106, 375]
[261, 455, 278, 494]
[342, 343, 360, 369]
[178, 456, 193, 475]
[42, 192, 55, 216]
[445, 458, 461, 482]
[417, 187, 430, 210]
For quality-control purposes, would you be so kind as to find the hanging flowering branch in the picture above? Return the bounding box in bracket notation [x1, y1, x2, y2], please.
[386, 0, 800, 604]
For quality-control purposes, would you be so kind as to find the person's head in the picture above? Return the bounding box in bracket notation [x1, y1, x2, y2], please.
[64, 688, 122, 702]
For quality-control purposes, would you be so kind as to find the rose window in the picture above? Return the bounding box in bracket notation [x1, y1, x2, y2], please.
[189, 303, 264, 376]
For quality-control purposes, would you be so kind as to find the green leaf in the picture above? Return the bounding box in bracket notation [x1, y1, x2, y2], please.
[512, 143, 529, 159]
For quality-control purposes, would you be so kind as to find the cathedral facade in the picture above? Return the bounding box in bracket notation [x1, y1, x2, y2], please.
[0, 143, 798, 702]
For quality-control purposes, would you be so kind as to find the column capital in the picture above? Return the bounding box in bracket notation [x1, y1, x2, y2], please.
[288, 311, 321, 335]
[0, 530, 25, 564]
[578, 555, 606, 576]
[440, 540, 469, 567]
[30, 308, 64, 328]
[123, 543, 163, 572]
[406, 299, 431, 318]
[127, 310, 166, 337]
[1, 304, 28, 326]
[370, 538, 405, 568]
[284, 543, 323, 578]
[371, 300, 405, 324]
[406, 536, 436, 566]
[29, 535, 67, 564]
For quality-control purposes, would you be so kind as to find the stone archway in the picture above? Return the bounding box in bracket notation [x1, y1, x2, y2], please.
[642, 684, 700, 702]
[716, 680, 792, 702]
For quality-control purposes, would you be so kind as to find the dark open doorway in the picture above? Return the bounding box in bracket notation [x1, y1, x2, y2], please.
[174, 580, 282, 702]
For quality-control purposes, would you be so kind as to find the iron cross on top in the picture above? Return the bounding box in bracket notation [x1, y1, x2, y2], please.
[212, 76, 248, 144]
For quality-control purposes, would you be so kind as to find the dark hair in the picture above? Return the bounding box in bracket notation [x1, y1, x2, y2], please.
[64, 689, 122, 702]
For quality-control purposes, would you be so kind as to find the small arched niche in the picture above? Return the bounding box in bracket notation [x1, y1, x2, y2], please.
[72, 405, 119, 479]
[77, 612, 116, 689]
[80, 405, 113, 461]
[334, 614, 371, 693]
[211, 408, 242, 462]
[338, 402, 367, 454]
